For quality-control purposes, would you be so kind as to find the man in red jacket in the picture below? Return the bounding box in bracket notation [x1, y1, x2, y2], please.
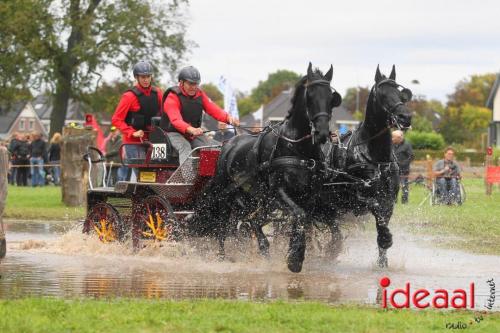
[161, 66, 239, 164]
[111, 60, 163, 144]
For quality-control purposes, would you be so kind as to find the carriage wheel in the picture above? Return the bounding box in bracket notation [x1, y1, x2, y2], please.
[134, 195, 177, 243]
[84, 202, 125, 243]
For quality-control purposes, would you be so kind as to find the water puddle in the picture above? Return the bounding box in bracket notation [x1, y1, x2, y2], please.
[0, 220, 499, 310]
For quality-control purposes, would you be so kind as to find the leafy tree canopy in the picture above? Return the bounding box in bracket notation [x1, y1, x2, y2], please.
[1, 0, 191, 135]
[342, 86, 370, 113]
[250, 70, 300, 105]
[447, 73, 497, 107]
[200, 83, 223, 108]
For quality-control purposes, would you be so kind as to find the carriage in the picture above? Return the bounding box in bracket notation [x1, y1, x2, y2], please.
[82, 118, 221, 248]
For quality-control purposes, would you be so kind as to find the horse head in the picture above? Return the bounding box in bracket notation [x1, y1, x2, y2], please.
[372, 65, 413, 130]
[304, 62, 342, 144]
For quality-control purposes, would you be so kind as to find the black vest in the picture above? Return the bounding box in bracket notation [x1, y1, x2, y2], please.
[160, 86, 203, 132]
[124, 86, 160, 130]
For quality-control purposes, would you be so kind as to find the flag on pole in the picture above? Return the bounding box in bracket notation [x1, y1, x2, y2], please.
[217, 76, 239, 121]
[253, 105, 264, 128]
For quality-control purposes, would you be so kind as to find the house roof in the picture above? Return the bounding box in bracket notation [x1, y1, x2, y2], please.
[262, 89, 358, 123]
[0, 101, 27, 135]
[332, 105, 356, 122]
[263, 89, 293, 120]
[486, 73, 500, 109]
[32, 94, 88, 121]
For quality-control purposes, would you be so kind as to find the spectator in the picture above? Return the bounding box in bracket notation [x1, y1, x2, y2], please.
[213, 121, 235, 143]
[104, 127, 128, 185]
[7, 132, 21, 185]
[12, 134, 30, 186]
[433, 147, 461, 205]
[48, 132, 62, 185]
[392, 130, 414, 204]
[30, 132, 47, 187]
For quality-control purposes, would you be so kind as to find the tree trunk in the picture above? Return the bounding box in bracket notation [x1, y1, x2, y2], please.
[0, 146, 8, 258]
[50, 65, 73, 137]
[61, 126, 96, 207]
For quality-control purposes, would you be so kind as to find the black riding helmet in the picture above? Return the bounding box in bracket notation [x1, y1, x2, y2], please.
[133, 60, 153, 77]
[178, 66, 201, 84]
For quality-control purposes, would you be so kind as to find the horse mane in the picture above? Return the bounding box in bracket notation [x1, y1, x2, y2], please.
[286, 68, 325, 119]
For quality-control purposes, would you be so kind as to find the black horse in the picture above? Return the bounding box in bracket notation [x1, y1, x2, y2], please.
[191, 63, 342, 273]
[319, 65, 412, 268]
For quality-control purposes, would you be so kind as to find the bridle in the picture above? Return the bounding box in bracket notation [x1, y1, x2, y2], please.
[305, 79, 336, 144]
[372, 79, 411, 130]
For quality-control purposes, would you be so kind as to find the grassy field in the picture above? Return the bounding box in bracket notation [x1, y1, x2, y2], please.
[392, 178, 500, 254]
[1, 298, 499, 333]
[3, 185, 84, 221]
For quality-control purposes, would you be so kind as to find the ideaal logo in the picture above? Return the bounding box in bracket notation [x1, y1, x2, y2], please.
[379, 277, 496, 330]
[379, 277, 475, 309]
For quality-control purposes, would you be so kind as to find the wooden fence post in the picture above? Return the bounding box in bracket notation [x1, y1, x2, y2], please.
[426, 154, 433, 189]
[0, 146, 8, 258]
[485, 148, 493, 196]
[61, 127, 97, 207]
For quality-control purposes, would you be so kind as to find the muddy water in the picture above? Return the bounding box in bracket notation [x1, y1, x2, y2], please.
[0, 220, 499, 309]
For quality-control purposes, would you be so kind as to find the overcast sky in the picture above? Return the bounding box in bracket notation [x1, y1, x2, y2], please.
[184, 0, 500, 103]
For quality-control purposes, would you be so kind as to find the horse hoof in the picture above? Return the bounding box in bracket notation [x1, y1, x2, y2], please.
[287, 260, 303, 273]
[261, 252, 271, 260]
[287, 249, 305, 273]
[217, 253, 225, 262]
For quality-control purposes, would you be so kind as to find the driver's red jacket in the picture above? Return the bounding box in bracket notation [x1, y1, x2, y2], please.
[111, 84, 163, 144]
[162, 84, 229, 138]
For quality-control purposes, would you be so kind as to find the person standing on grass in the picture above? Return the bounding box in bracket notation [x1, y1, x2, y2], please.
[7, 132, 21, 185]
[30, 132, 47, 187]
[48, 132, 62, 186]
[12, 134, 30, 186]
[392, 130, 414, 204]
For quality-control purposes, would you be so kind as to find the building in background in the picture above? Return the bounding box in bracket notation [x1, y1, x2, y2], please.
[241, 88, 360, 132]
[0, 101, 46, 140]
[32, 95, 89, 134]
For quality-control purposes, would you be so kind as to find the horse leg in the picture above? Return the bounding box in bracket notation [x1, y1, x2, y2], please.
[253, 223, 270, 258]
[374, 214, 393, 268]
[278, 188, 306, 273]
[327, 221, 343, 260]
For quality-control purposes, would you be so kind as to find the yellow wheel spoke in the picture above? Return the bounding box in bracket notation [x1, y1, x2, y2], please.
[93, 218, 116, 243]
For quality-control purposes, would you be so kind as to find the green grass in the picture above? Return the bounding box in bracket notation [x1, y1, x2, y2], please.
[393, 178, 500, 254]
[4, 185, 84, 221]
[0, 298, 499, 333]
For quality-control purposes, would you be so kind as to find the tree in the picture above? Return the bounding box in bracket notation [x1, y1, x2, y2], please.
[81, 80, 130, 117]
[1, 0, 190, 136]
[250, 70, 300, 105]
[237, 96, 260, 117]
[447, 73, 497, 107]
[0, 0, 53, 103]
[200, 83, 223, 107]
[342, 86, 370, 113]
